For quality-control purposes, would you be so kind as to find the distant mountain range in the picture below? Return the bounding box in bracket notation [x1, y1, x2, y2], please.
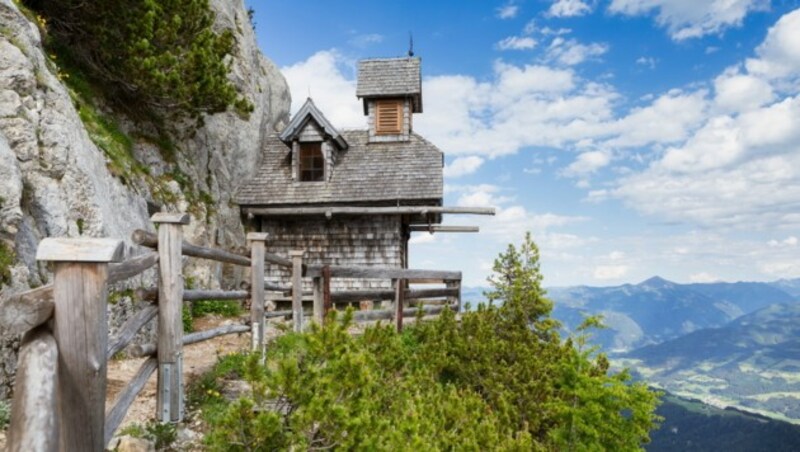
[547, 276, 798, 352]
[462, 276, 800, 424]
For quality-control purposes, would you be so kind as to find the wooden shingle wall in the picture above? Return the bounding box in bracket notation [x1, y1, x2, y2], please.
[261, 215, 403, 291]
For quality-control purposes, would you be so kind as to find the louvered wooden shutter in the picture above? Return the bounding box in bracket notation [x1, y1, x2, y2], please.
[375, 100, 403, 135]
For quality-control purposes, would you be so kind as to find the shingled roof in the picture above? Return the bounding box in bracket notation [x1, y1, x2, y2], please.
[356, 57, 422, 113]
[235, 130, 443, 206]
[279, 98, 348, 150]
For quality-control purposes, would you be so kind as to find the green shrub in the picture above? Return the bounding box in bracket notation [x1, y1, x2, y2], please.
[24, 0, 251, 123]
[0, 242, 14, 288]
[0, 399, 10, 430]
[182, 305, 193, 333]
[197, 234, 661, 450]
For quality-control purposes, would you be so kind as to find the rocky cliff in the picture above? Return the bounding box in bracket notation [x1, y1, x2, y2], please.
[0, 0, 291, 398]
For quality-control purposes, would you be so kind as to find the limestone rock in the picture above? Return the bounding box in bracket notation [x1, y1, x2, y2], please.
[108, 435, 156, 452]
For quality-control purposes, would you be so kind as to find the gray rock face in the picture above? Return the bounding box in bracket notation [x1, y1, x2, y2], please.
[0, 0, 290, 398]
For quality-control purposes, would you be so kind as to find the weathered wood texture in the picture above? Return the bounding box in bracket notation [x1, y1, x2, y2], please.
[291, 251, 304, 332]
[305, 266, 461, 281]
[249, 236, 266, 352]
[0, 252, 157, 336]
[352, 304, 454, 322]
[154, 221, 184, 423]
[312, 277, 323, 324]
[395, 279, 405, 332]
[7, 326, 59, 452]
[130, 324, 250, 358]
[136, 287, 248, 302]
[36, 237, 124, 263]
[104, 357, 157, 446]
[245, 205, 496, 216]
[323, 266, 332, 316]
[265, 310, 293, 319]
[107, 304, 158, 359]
[51, 262, 109, 451]
[408, 225, 479, 233]
[132, 229, 251, 267]
[261, 216, 402, 291]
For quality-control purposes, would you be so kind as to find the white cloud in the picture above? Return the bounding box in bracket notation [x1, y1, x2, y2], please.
[745, 9, 800, 81]
[409, 233, 437, 244]
[547, 38, 609, 65]
[548, 0, 593, 18]
[714, 69, 775, 113]
[563, 150, 612, 177]
[443, 156, 485, 178]
[768, 236, 799, 247]
[636, 56, 657, 69]
[497, 2, 519, 19]
[594, 264, 629, 280]
[609, 0, 770, 40]
[496, 36, 537, 50]
[280, 50, 364, 128]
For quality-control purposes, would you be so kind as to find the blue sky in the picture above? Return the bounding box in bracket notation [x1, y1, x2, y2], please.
[246, 0, 800, 287]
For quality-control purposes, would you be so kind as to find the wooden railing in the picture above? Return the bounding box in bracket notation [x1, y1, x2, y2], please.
[2, 212, 461, 451]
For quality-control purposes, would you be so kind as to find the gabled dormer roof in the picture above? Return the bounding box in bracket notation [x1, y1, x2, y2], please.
[279, 98, 348, 150]
[356, 57, 422, 113]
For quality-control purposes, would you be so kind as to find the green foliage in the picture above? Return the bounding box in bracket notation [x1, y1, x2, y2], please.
[0, 241, 15, 288]
[118, 420, 177, 450]
[182, 305, 194, 333]
[196, 234, 661, 450]
[0, 399, 10, 430]
[25, 0, 251, 122]
[193, 299, 243, 318]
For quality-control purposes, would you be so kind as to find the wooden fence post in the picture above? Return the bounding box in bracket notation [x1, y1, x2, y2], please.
[394, 278, 405, 332]
[247, 233, 268, 352]
[289, 250, 305, 332]
[312, 277, 323, 326]
[152, 212, 189, 423]
[36, 237, 124, 451]
[446, 279, 461, 312]
[323, 265, 332, 317]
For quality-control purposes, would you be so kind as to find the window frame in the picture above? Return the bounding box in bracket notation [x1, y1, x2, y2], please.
[375, 99, 403, 135]
[298, 141, 325, 182]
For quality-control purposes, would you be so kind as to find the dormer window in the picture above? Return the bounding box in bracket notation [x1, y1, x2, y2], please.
[299, 142, 324, 182]
[375, 99, 403, 135]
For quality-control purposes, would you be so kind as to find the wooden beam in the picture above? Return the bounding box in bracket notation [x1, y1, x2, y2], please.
[352, 304, 455, 322]
[322, 266, 332, 317]
[129, 324, 250, 358]
[153, 216, 184, 423]
[7, 326, 59, 452]
[248, 233, 266, 352]
[242, 206, 496, 217]
[395, 279, 405, 332]
[408, 226, 479, 233]
[36, 237, 125, 263]
[135, 287, 248, 302]
[305, 265, 461, 281]
[132, 229, 251, 267]
[104, 357, 157, 447]
[107, 304, 158, 359]
[0, 251, 158, 337]
[290, 251, 305, 333]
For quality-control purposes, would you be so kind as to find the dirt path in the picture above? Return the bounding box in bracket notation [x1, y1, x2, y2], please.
[104, 316, 254, 431]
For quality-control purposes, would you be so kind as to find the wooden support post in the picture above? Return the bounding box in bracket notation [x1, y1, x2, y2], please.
[446, 280, 461, 312]
[289, 251, 305, 332]
[152, 212, 189, 423]
[312, 277, 323, 325]
[394, 278, 405, 332]
[323, 265, 332, 316]
[36, 237, 124, 452]
[247, 233, 268, 353]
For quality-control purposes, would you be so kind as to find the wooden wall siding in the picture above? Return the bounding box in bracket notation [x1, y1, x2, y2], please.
[368, 98, 411, 143]
[261, 215, 403, 291]
[297, 121, 324, 142]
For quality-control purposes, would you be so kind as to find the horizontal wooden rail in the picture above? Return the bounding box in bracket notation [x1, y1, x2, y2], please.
[352, 304, 455, 322]
[136, 287, 249, 302]
[305, 265, 461, 280]
[132, 229, 251, 267]
[265, 310, 293, 318]
[104, 357, 157, 446]
[0, 251, 159, 336]
[265, 282, 292, 292]
[7, 326, 59, 452]
[129, 323, 250, 358]
[408, 225, 479, 233]
[107, 304, 158, 359]
[243, 206, 496, 217]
